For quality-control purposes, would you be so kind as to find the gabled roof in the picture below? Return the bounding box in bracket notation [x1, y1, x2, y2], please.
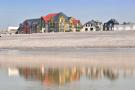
[23, 18, 41, 25]
[42, 13, 58, 23]
[84, 20, 102, 27]
[41, 12, 81, 25]
[106, 19, 119, 25]
[53, 12, 69, 22]
[68, 17, 80, 25]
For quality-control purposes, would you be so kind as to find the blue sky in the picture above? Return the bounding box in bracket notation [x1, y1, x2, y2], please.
[0, 0, 135, 29]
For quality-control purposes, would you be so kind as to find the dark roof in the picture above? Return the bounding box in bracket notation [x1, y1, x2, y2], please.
[68, 17, 72, 20]
[106, 19, 119, 25]
[84, 20, 102, 27]
[53, 12, 69, 22]
[23, 18, 41, 25]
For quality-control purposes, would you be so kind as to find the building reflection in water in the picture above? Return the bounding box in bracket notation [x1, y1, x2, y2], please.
[17, 66, 119, 86]
[18, 66, 80, 86]
[5, 66, 133, 86]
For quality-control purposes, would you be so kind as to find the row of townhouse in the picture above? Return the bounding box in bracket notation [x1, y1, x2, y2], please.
[16, 12, 135, 34]
[16, 12, 82, 34]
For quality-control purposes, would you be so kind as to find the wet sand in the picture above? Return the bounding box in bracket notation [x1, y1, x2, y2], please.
[0, 48, 135, 68]
[0, 31, 135, 68]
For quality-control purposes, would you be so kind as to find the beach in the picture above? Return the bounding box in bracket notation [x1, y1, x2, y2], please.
[0, 48, 135, 68]
[0, 31, 135, 68]
[1, 31, 135, 90]
[1, 31, 135, 48]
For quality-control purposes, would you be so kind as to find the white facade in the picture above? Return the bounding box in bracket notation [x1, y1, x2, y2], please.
[114, 24, 135, 31]
[81, 21, 103, 32]
[81, 24, 97, 32]
[8, 27, 18, 34]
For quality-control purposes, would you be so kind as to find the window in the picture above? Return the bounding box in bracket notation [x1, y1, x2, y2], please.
[90, 28, 93, 31]
[91, 24, 93, 27]
[85, 28, 88, 31]
[65, 24, 69, 32]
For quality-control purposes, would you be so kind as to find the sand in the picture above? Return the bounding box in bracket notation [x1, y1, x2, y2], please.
[0, 48, 135, 68]
[1, 31, 135, 48]
[0, 31, 135, 68]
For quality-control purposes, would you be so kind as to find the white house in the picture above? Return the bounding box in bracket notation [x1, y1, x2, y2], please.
[8, 26, 19, 34]
[81, 20, 103, 32]
[114, 23, 135, 31]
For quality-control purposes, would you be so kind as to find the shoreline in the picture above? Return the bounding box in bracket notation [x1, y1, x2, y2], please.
[1, 54, 135, 68]
[1, 31, 135, 48]
[0, 48, 135, 68]
[0, 31, 135, 68]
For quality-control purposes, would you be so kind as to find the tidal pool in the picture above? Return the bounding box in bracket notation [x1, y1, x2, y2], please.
[0, 65, 135, 90]
[0, 48, 135, 90]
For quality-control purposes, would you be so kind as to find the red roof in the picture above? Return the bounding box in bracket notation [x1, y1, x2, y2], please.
[42, 13, 80, 25]
[72, 18, 80, 25]
[42, 13, 58, 23]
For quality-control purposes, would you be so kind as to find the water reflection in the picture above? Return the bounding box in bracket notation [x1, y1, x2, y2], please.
[4, 66, 135, 87]
[5, 66, 128, 85]
[18, 66, 80, 86]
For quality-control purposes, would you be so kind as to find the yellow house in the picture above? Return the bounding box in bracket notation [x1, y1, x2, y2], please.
[41, 12, 82, 33]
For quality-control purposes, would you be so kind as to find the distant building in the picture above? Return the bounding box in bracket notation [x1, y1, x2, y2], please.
[8, 26, 18, 34]
[17, 12, 82, 34]
[41, 12, 82, 33]
[16, 18, 41, 34]
[114, 23, 135, 31]
[103, 19, 119, 31]
[81, 20, 103, 32]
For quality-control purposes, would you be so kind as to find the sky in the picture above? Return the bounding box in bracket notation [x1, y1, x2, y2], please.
[0, 0, 135, 29]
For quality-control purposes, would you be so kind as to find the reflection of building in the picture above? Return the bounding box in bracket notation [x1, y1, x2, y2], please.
[19, 67, 45, 81]
[18, 67, 80, 86]
[85, 67, 119, 80]
[8, 67, 19, 76]
[87, 67, 104, 80]
[18, 66, 121, 86]
[103, 68, 119, 80]
[43, 67, 80, 85]
[81, 20, 103, 32]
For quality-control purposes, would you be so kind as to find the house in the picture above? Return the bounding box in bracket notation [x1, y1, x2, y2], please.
[41, 12, 82, 33]
[103, 19, 119, 31]
[69, 17, 82, 32]
[81, 20, 103, 32]
[16, 18, 41, 34]
[8, 26, 19, 34]
[16, 12, 81, 34]
[114, 23, 135, 31]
